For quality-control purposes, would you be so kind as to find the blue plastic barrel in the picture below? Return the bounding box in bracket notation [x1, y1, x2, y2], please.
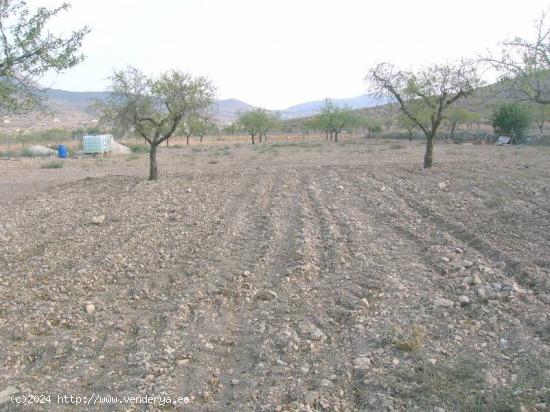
[58, 144, 68, 159]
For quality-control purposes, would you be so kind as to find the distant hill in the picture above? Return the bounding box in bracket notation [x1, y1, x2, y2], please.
[215, 99, 255, 125]
[280, 94, 384, 119]
[1, 89, 388, 131]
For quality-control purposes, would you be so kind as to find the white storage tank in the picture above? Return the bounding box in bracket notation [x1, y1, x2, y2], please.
[83, 134, 113, 154]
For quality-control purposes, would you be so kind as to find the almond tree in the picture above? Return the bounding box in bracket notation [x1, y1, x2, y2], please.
[485, 11, 550, 105]
[238, 109, 274, 144]
[316, 99, 357, 142]
[100, 66, 215, 180]
[367, 62, 482, 168]
[0, 0, 90, 114]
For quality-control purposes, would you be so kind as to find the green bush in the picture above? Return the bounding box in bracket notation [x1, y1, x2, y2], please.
[492, 102, 531, 142]
[128, 144, 149, 153]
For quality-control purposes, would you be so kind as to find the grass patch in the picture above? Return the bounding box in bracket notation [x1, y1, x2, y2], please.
[392, 353, 549, 411]
[128, 144, 149, 154]
[386, 323, 426, 352]
[207, 160, 218, 164]
[127, 154, 139, 161]
[389, 143, 406, 150]
[41, 161, 64, 169]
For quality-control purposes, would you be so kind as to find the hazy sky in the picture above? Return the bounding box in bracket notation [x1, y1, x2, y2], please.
[31, 0, 549, 109]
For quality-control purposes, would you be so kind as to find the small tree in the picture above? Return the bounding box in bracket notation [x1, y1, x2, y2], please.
[491, 102, 531, 142]
[179, 112, 215, 145]
[445, 107, 477, 142]
[238, 109, 273, 144]
[397, 112, 417, 140]
[0, 0, 90, 114]
[529, 103, 550, 134]
[383, 115, 393, 132]
[258, 112, 281, 143]
[367, 61, 482, 168]
[99, 67, 215, 180]
[316, 99, 357, 142]
[356, 115, 381, 138]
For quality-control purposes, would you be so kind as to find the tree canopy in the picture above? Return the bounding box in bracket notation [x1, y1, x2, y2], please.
[491, 102, 531, 142]
[99, 66, 215, 180]
[485, 11, 550, 105]
[238, 109, 278, 144]
[367, 61, 482, 167]
[0, 0, 90, 114]
[315, 99, 357, 142]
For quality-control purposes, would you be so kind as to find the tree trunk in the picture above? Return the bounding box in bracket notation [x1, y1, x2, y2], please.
[166, 138, 169, 147]
[538, 121, 544, 134]
[200, 135, 204, 143]
[334, 131, 339, 142]
[450, 123, 457, 142]
[149, 144, 158, 180]
[251, 134, 255, 144]
[408, 129, 413, 141]
[424, 136, 434, 169]
[263, 133, 267, 143]
[186, 135, 190, 145]
[259, 134, 262, 143]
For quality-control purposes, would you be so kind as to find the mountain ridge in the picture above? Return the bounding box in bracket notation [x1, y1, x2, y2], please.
[2, 89, 385, 130]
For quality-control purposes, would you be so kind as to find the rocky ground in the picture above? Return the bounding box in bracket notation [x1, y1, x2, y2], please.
[0, 138, 549, 411]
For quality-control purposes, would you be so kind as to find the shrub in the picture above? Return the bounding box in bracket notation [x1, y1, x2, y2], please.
[128, 144, 149, 154]
[492, 102, 531, 142]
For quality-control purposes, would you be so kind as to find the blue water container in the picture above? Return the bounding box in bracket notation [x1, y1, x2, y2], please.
[58, 144, 68, 159]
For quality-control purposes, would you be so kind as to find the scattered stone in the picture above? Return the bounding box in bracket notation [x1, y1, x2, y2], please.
[85, 302, 96, 314]
[255, 290, 278, 301]
[310, 327, 323, 341]
[534, 403, 547, 411]
[338, 185, 344, 190]
[242, 270, 251, 277]
[305, 391, 318, 406]
[462, 260, 474, 268]
[320, 378, 332, 387]
[479, 265, 495, 275]
[433, 408, 446, 412]
[485, 372, 498, 387]
[92, 215, 105, 225]
[434, 297, 454, 308]
[186, 188, 192, 193]
[360, 298, 370, 309]
[299, 323, 324, 341]
[440, 256, 450, 263]
[477, 287, 487, 300]
[472, 274, 482, 285]
[438, 182, 447, 189]
[353, 357, 371, 369]
[458, 295, 470, 305]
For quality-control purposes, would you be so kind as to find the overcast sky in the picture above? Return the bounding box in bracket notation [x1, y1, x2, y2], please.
[30, 0, 549, 109]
